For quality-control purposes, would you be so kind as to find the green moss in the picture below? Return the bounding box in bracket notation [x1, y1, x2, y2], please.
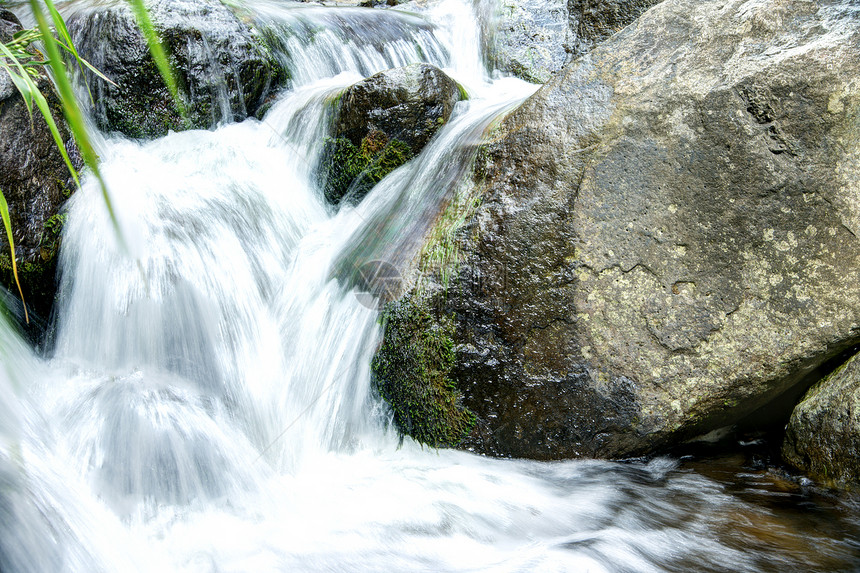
[319, 131, 413, 205]
[0, 212, 67, 321]
[0, 249, 57, 321]
[456, 81, 469, 101]
[416, 181, 481, 293]
[106, 92, 188, 139]
[371, 295, 476, 448]
[38, 212, 65, 263]
[58, 178, 74, 199]
[42, 212, 65, 239]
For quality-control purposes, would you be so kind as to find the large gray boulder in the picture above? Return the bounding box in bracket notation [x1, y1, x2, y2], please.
[320, 63, 462, 204]
[378, 0, 860, 458]
[783, 353, 860, 489]
[66, 0, 284, 139]
[0, 9, 81, 323]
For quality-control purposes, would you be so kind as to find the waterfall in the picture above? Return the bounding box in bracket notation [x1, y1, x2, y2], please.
[254, 3, 450, 86]
[1, 1, 858, 571]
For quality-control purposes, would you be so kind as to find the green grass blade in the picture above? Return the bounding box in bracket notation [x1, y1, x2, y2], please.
[28, 0, 128, 253]
[125, 0, 187, 119]
[0, 188, 29, 324]
[56, 40, 116, 86]
[42, 0, 76, 57]
[43, 0, 114, 103]
[28, 75, 80, 188]
[0, 43, 36, 116]
[0, 63, 34, 116]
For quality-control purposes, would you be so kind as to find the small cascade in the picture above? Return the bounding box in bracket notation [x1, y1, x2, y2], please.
[0, 1, 859, 571]
[254, 3, 450, 87]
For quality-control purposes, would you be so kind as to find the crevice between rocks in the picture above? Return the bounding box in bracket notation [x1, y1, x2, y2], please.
[671, 341, 860, 462]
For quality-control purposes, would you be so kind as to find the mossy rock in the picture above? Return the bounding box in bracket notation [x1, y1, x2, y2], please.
[319, 63, 462, 205]
[0, 10, 79, 329]
[371, 295, 475, 448]
[0, 211, 66, 329]
[783, 351, 860, 489]
[319, 131, 413, 204]
[66, 0, 286, 139]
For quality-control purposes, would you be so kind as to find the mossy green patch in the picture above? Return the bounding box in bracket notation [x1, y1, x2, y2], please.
[319, 130, 413, 205]
[456, 81, 469, 101]
[0, 250, 57, 321]
[416, 181, 481, 293]
[0, 212, 66, 321]
[371, 295, 476, 448]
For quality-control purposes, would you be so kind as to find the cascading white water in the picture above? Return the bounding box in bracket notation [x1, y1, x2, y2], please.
[254, 3, 451, 87]
[1, 1, 859, 571]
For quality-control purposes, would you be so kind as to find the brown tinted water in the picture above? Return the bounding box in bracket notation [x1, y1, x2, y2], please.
[672, 450, 860, 572]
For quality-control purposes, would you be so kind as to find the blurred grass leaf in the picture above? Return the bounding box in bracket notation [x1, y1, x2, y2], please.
[126, 0, 188, 119]
[28, 0, 128, 252]
[0, 188, 28, 324]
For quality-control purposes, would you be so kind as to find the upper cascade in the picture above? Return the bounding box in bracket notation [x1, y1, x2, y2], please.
[253, 3, 451, 86]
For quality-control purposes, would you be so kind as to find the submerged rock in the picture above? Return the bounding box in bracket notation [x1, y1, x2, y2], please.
[380, 0, 860, 459]
[320, 63, 463, 204]
[783, 353, 860, 489]
[0, 10, 81, 324]
[66, 0, 284, 139]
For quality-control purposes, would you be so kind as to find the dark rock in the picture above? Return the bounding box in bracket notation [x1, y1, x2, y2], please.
[359, 0, 405, 7]
[566, 0, 662, 58]
[334, 63, 462, 155]
[320, 63, 462, 204]
[381, 0, 860, 459]
[371, 295, 476, 448]
[65, 0, 284, 139]
[783, 352, 860, 489]
[0, 9, 81, 325]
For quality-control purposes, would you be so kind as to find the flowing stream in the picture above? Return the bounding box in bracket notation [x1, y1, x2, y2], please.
[2, 1, 860, 571]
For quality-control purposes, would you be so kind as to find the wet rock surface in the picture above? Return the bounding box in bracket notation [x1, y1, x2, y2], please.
[566, 0, 662, 58]
[66, 0, 284, 139]
[371, 295, 476, 448]
[383, 0, 860, 459]
[486, 0, 569, 83]
[320, 63, 462, 204]
[333, 63, 462, 155]
[0, 9, 81, 324]
[485, 0, 661, 83]
[784, 352, 860, 489]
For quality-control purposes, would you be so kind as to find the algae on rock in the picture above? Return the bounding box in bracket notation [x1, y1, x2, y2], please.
[372, 295, 476, 448]
[319, 131, 413, 205]
[367, 176, 485, 449]
[319, 63, 463, 205]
